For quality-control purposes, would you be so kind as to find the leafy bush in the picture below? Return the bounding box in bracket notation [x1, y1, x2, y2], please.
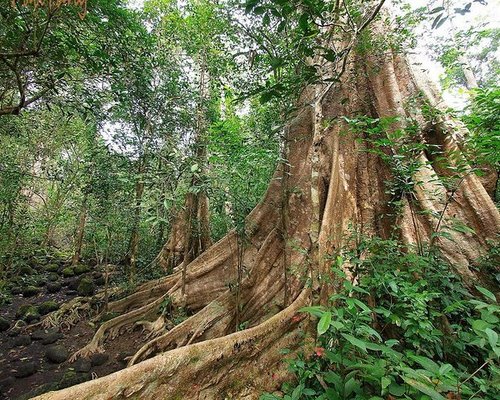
[261, 239, 499, 400]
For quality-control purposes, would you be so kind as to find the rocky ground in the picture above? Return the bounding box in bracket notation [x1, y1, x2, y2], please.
[0, 256, 146, 400]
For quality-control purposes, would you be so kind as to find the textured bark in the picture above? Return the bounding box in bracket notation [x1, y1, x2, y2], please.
[36, 22, 500, 400]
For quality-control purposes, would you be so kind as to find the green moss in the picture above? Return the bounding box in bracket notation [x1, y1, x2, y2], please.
[62, 267, 75, 277]
[39, 300, 59, 315]
[77, 277, 94, 296]
[45, 264, 60, 273]
[74, 264, 91, 275]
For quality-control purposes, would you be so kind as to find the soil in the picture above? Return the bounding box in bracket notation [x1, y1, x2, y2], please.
[0, 261, 148, 400]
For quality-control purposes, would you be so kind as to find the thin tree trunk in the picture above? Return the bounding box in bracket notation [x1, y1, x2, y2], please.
[127, 158, 146, 283]
[71, 194, 88, 266]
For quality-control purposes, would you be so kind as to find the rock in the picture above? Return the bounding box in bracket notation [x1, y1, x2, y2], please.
[24, 307, 40, 323]
[12, 334, 31, 347]
[77, 277, 95, 297]
[58, 370, 91, 389]
[62, 267, 75, 277]
[0, 316, 10, 331]
[16, 305, 40, 323]
[19, 265, 35, 276]
[31, 328, 63, 344]
[22, 285, 40, 297]
[90, 352, 109, 366]
[32, 329, 48, 340]
[14, 361, 37, 378]
[45, 345, 69, 364]
[41, 331, 63, 345]
[65, 290, 78, 296]
[74, 264, 91, 275]
[39, 300, 59, 315]
[45, 263, 60, 273]
[47, 282, 62, 293]
[48, 272, 59, 282]
[73, 358, 91, 373]
[67, 277, 80, 290]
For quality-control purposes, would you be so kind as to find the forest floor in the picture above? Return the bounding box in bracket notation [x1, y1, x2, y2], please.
[0, 257, 145, 400]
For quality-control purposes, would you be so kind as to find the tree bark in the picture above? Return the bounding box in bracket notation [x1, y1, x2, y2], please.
[71, 194, 87, 266]
[36, 19, 499, 400]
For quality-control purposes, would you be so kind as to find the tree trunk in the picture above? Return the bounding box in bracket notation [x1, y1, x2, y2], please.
[126, 158, 146, 282]
[36, 20, 499, 400]
[71, 194, 87, 266]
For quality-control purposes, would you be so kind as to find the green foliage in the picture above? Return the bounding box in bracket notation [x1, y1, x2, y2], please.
[261, 238, 500, 400]
[463, 86, 500, 169]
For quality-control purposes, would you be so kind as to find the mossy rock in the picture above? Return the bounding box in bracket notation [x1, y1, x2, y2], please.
[47, 272, 59, 282]
[47, 282, 62, 293]
[39, 300, 59, 315]
[22, 305, 40, 324]
[45, 264, 60, 273]
[74, 264, 91, 275]
[58, 370, 91, 389]
[0, 316, 10, 332]
[22, 285, 40, 297]
[61, 267, 75, 277]
[77, 277, 94, 297]
[19, 265, 35, 276]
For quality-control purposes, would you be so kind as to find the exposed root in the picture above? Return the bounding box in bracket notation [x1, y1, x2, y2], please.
[70, 293, 168, 361]
[42, 297, 92, 331]
[135, 315, 173, 339]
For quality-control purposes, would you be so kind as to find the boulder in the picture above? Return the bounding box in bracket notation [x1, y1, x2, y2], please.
[58, 370, 91, 389]
[14, 361, 37, 378]
[74, 264, 91, 275]
[90, 352, 109, 367]
[0, 316, 10, 332]
[41, 331, 63, 345]
[38, 300, 59, 315]
[47, 282, 62, 293]
[61, 267, 75, 277]
[22, 285, 40, 297]
[45, 345, 69, 364]
[16, 305, 40, 323]
[12, 334, 31, 347]
[77, 277, 95, 297]
[73, 358, 91, 373]
[47, 272, 59, 282]
[45, 264, 60, 273]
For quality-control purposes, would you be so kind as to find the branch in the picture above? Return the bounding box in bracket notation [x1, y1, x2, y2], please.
[358, 0, 387, 33]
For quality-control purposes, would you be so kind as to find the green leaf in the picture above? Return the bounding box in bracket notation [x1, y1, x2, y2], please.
[402, 377, 446, 400]
[317, 311, 332, 335]
[381, 376, 391, 389]
[407, 354, 440, 374]
[476, 286, 497, 302]
[298, 13, 309, 31]
[341, 333, 367, 352]
[484, 328, 498, 349]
